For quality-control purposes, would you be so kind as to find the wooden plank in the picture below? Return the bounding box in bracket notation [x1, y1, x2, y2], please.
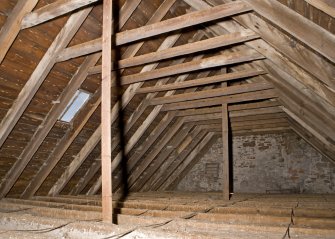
[162, 133, 218, 190]
[144, 127, 205, 191]
[150, 81, 273, 105]
[85, 30, 259, 71]
[56, 0, 142, 62]
[162, 89, 278, 111]
[21, 0, 147, 198]
[46, 2, 180, 196]
[222, 103, 229, 200]
[175, 101, 280, 116]
[101, 0, 113, 222]
[21, 0, 99, 29]
[58, 1, 252, 60]
[137, 69, 265, 94]
[190, 0, 335, 98]
[305, 0, 335, 18]
[153, 128, 214, 191]
[2, 54, 100, 199]
[87, 115, 183, 195]
[232, 5, 335, 90]
[0, 8, 91, 149]
[243, 0, 335, 63]
[131, 122, 195, 192]
[0, 0, 38, 64]
[120, 50, 264, 85]
[288, 117, 335, 162]
[89, 69, 211, 195]
[0, 8, 92, 199]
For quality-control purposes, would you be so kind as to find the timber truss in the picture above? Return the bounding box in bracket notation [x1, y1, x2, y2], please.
[0, 0, 334, 203]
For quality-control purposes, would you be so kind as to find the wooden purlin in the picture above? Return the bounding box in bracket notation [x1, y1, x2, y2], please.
[185, 0, 335, 164]
[86, 30, 260, 72]
[0, 8, 93, 199]
[137, 69, 265, 94]
[56, 1, 252, 60]
[87, 68, 211, 195]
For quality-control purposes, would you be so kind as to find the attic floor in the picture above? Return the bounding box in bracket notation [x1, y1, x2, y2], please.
[0, 192, 334, 238]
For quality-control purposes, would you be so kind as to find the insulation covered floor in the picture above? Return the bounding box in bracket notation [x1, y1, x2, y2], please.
[0, 192, 335, 238]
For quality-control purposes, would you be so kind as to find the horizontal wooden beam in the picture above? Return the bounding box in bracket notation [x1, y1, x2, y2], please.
[119, 50, 264, 85]
[21, 0, 99, 29]
[85, 30, 259, 71]
[175, 100, 280, 116]
[150, 81, 273, 105]
[161, 89, 278, 111]
[58, 1, 252, 60]
[137, 69, 265, 94]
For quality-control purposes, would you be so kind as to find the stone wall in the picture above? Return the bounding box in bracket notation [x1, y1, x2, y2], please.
[176, 132, 335, 193]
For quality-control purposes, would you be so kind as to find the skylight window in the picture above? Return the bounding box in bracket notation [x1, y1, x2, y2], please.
[59, 90, 91, 123]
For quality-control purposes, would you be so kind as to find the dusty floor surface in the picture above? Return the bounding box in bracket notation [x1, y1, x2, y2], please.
[0, 192, 335, 238]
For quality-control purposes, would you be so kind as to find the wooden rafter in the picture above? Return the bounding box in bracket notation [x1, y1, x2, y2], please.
[185, 0, 335, 164]
[162, 133, 218, 190]
[142, 126, 205, 191]
[132, 122, 195, 192]
[242, 0, 335, 63]
[0, 8, 91, 150]
[87, 68, 212, 195]
[305, 0, 335, 18]
[0, 0, 38, 64]
[21, 0, 100, 29]
[0, 8, 92, 198]
[1, 53, 100, 199]
[20, 0, 148, 198]
[47, 18, 186, 196]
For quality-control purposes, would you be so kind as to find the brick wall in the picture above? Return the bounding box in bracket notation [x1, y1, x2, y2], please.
[176, 132, 335, 193]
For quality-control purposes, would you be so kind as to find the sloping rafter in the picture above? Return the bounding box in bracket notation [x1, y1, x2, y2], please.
[21, 0, 149, 198]
[185, 0, 335, 162]
[0, 0, 38, 64]
[0, 8, 92, 198]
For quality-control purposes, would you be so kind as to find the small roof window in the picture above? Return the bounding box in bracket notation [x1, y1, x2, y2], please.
[59, 90, 91, 123]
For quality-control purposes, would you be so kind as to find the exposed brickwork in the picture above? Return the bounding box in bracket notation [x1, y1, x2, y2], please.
[177, 132, 335, 193]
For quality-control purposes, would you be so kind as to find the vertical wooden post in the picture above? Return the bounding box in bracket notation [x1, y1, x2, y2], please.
[221, 69, 230, 200]
[222, 102, 230, 200]
[101, 0, 113, 222]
